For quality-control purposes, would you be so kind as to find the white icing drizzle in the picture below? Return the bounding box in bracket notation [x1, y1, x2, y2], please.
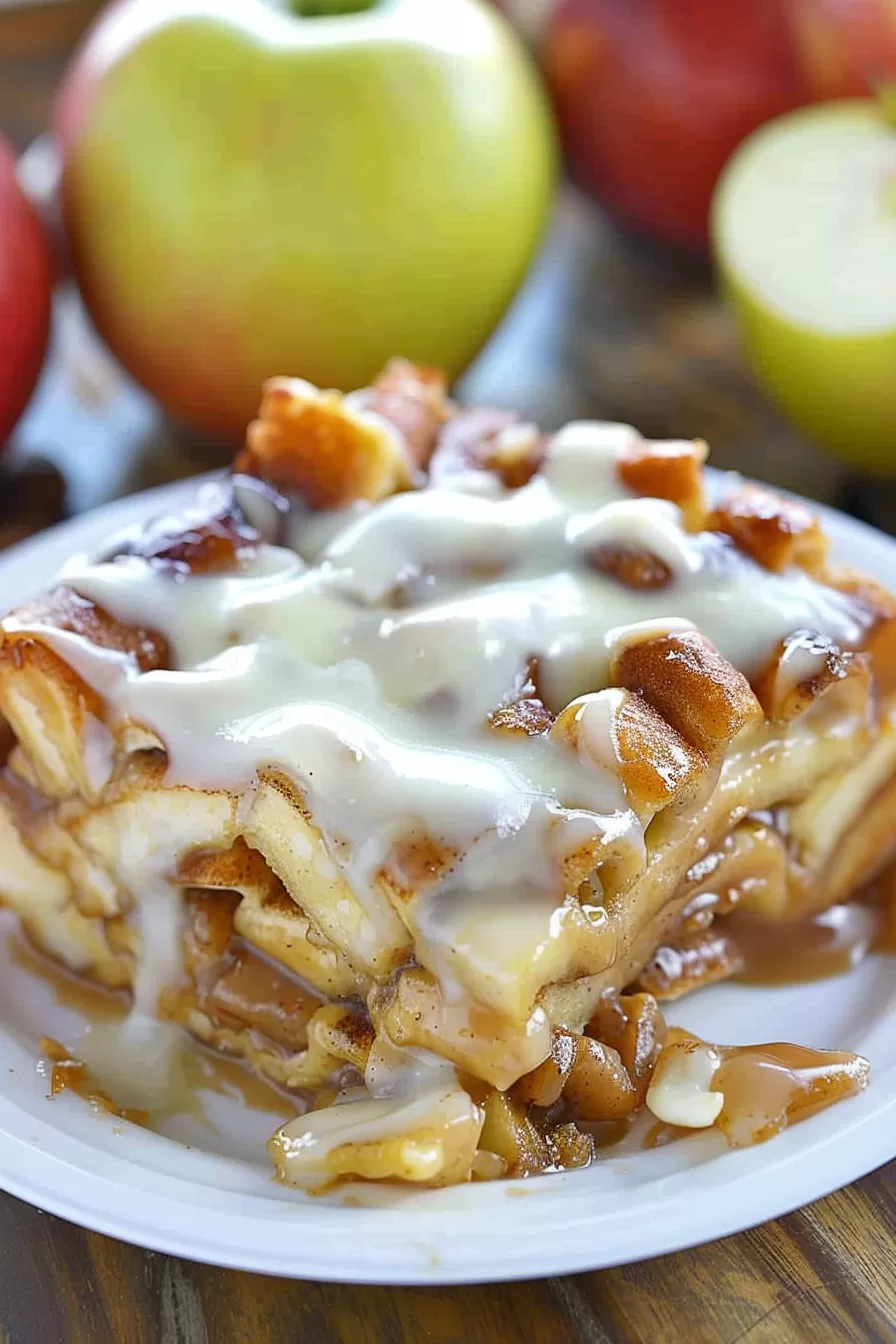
[7, 419, 876, 1082]
[775, 632, 837, 698]
[270, 1080, 481, 1182]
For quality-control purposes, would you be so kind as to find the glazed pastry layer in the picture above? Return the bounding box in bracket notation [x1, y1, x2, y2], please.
[1, 361, 892, 1186]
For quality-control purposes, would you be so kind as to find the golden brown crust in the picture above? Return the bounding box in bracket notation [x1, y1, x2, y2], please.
[616, 438, 707, 528]
[177, 837, 280, 896]
[5, 586, 168, 672]
[237, 378, 400, 509]
[634, 929, 744, 1000]
[611, 629, 764, 762]
[613, 692, 706, 815]
[350, 357, 449, 471]
[237, 361, 450, 509]
[551, 689, 706, 820]
[708, 484, 829, 575]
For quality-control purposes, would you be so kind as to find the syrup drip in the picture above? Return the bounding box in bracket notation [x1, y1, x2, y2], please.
[17, 932, 300, 1127]
[728, 901, 880, 986]
[663, 1028, 871, 1148]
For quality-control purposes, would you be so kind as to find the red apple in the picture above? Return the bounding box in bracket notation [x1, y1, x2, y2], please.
[491, 0, 554, 44]
[789, 0, 896, 98]
[544, 0, 896, 251]
[0, 133, 53, 446]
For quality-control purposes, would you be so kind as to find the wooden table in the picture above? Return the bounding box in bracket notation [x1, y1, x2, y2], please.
[1, 6, 894, 1341]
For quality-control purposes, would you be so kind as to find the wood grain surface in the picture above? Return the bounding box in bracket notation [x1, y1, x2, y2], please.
[0, 6, 894, 1342]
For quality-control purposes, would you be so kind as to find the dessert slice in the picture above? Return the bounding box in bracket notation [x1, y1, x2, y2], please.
[0, 362, 891, 1188]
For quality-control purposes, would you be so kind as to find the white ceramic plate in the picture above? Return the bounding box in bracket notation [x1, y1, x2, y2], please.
[0, 476, 894, 1285]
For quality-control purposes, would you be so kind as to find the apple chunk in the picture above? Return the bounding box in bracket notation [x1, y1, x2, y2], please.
[712, 99, 896, 473]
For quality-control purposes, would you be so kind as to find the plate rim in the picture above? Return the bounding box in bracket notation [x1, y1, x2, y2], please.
[0, 471, 894, 1285]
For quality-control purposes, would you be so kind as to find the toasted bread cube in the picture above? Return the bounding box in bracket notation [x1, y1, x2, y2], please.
[29, 812, 125, 918]
[616, 438, 708, 529]
[0, 637, 103, 801]
[405, 887, 617, 1025]
[587, 544, 672, 590]
[610, 629, 763, 761]
[709, 485, 828, 575]
[67, 758, 240, 916]
[235, 885, 363, 1000]
[428, 407, 543, 490]
[4, 586, 168, 671]
[239, 367, 444, 509]
[111, 492, 259, 575]
[348, 358, 449, 471]
[551, 688, 706, 822]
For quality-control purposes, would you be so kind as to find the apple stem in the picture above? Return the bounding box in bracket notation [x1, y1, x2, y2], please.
[289, 0, 378, 14]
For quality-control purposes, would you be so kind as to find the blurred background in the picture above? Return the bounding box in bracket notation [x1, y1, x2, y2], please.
[1, 0, 894, 548]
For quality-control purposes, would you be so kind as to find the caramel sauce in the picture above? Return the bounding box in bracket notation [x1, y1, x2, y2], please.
[11, 933, 129, 1022]
[711, 1039, 870, 1147]
[879, 895, 896, 953]
[15, 929, 301, 1126]
[40, 1031, 299, 1128]
[185, 890, 323, 1054]
[206, 951, 320, 1054]
[727, 902, 880, 986]
[657, 1027, 870, 1149]
[868, 867, 896, 954]
[40, 1036, 149, 1126]
[642, 1120, 691, 1150]
[181, 1042, 300, 1123]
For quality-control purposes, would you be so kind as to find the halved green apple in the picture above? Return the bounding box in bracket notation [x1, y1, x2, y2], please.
[712, 100, 896, 473]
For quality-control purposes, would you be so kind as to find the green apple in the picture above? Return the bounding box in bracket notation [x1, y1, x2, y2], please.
[712, 99, 896, 473]
[57, 0, 555, 442]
